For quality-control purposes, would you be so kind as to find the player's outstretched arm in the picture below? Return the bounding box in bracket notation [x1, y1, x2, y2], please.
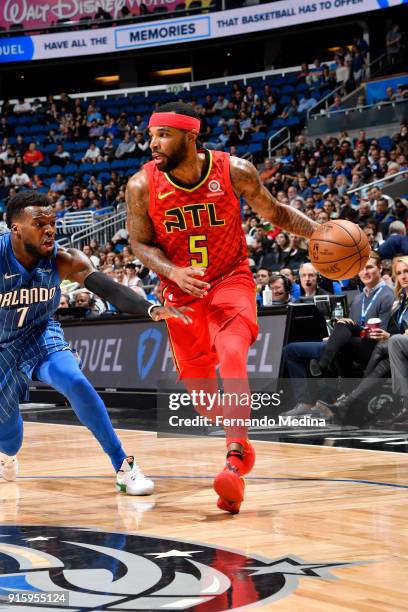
[230, 156, 319, 238]
[56, 248, 192, 323]
[126, 171, 210, 298]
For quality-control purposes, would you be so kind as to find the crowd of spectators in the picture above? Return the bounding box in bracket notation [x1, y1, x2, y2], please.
[50, 119, 408, 318]
[0, 43, 379, 213]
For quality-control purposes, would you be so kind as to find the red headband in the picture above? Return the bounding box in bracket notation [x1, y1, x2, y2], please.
[148, 112, 200, 132]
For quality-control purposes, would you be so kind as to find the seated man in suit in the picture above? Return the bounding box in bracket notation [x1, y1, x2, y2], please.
[281, 252, 395, 416]
[295, 262, 331, 301]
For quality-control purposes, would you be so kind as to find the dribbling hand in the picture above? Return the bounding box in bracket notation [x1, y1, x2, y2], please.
[170, 266, 211, 298]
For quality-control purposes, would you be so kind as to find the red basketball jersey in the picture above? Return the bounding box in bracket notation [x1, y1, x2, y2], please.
[144, 150, 248, 292]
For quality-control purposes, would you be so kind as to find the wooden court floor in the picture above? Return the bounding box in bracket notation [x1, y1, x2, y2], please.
[0, 422, 407, 611]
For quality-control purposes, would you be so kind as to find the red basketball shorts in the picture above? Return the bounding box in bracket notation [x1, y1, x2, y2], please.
[163, 267, 258, 379]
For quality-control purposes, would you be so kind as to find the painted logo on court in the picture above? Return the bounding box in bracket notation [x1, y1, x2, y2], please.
[0, 525, 364, 610]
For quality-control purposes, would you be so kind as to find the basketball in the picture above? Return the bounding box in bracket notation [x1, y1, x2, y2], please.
[309, 219, 370, 280]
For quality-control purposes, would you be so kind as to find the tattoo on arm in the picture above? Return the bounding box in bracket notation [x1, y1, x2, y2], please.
[230, 157, 318, 238]
[125, 173, 177, 279]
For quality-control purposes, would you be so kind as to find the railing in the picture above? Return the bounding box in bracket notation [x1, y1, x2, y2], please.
[56, 208, 114, 236]
[267, 127, 290, 158]
[242, 152, 254, 163]
[347, 169, 408, 195]
[312, 97, 406, 119]
[365, 52, 388, 80]
[307, 51, 389, 121]
[70, 210, 127, 249]
[306, 84, 343, 121]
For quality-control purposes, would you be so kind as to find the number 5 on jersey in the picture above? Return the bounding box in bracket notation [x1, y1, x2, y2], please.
[189, 235, 208, 267]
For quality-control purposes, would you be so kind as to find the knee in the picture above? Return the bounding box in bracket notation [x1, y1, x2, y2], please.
[283, 343, 305, 362]
[219, 344, 246, 368]
[63, 369, 90, 397]
[389, 334, 406, 352]
[283, 343, 296, 360]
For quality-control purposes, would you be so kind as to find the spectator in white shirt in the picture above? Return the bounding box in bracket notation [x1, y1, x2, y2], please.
[123, 262, 147, 299]
[13, 98, 33, 115]
[115, 134, 135, 159]
[82, 142, 101, 163]
[82, 244, 101, 268]
[11, 166, 31, 187]
[214, 94, 229, 111]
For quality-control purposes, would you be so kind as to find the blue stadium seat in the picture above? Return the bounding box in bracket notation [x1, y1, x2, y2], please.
[44, 144, 56, 153]
[79, 163, 94, 172]
[94, 161, 109, 171]
[250, 132, 266, 143]
[248, 143, 263, 154]
[236, 145, 247, 156]
[49, 165, 63, 174]
[280, 95, 292, 105]
[378, 136, 393, 151]
[296, 83, 309, 92]
[111, 159, 126, 169]
[271, 118, 285, 129]
[281, 85, 295, 94]
[64, 163, 78, 173]
[286, 117, 301, 127]
[97, 172, 111, 181]
[35, 166, 48, 176]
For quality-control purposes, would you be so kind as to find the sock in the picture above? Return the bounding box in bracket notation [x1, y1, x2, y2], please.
[34, 350, 127, 472]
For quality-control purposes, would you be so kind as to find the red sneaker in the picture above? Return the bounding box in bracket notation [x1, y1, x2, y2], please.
[224, 440, 256, 476]
[217, 497, 241, 514]
[240, 440, 256, 476]
[213, 462, 245, 514]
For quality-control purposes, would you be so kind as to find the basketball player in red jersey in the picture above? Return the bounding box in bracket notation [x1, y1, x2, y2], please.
[126, 102, 319, 514]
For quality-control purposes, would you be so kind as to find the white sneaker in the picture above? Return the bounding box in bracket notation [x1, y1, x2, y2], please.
[0, 454, 18, 481]
[115, 456, 154, 496]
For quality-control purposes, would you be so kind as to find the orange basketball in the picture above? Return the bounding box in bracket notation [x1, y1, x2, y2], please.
[309, 219, 370, 280]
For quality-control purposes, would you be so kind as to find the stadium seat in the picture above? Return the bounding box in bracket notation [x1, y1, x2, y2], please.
[248, 143, 263, 154]
[378, 136, 393, 151]
[286, 117, 301, 127]
[250, 132, 266, 143]
[49, 165, 63, 174]
[79, 163, 94, 172]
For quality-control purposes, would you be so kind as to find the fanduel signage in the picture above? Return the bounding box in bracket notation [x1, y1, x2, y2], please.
[0, 0, 405, 64]
[59, 314, 286, 389]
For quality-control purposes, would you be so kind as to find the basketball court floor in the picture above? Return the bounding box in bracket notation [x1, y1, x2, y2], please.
[0, 405, 407, 611]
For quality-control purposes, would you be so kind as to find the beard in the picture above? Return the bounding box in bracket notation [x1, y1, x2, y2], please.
[158, 139, 189, 172]
[24, 239, 52, 260]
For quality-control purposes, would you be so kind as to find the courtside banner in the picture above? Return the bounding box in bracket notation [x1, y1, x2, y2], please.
[35, 313, 286, 390]
[0, 0, 404, 63]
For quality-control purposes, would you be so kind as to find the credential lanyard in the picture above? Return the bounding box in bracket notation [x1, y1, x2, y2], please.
[360, 284, 385, 325]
